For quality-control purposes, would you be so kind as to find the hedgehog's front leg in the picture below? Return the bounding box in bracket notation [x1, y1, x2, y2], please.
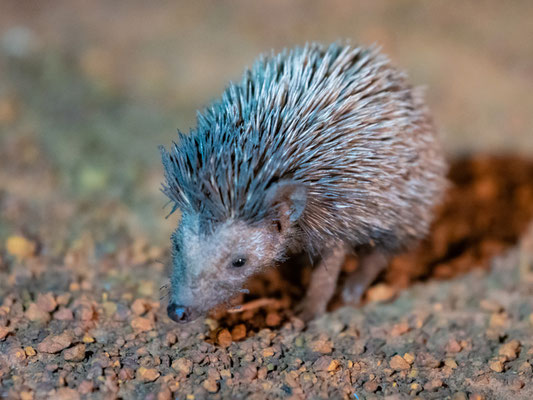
[296, 242, 347, 322]
[341, 247, 389, 305]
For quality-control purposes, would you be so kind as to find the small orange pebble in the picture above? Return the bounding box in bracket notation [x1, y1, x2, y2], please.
[216, 329, 232, 348]
[82, 334, 95, 343]
[24, 346, 36, 357]
[6, 235, 36, 260]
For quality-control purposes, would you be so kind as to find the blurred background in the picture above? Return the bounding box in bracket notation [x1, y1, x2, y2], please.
[1, 0, 532, 243]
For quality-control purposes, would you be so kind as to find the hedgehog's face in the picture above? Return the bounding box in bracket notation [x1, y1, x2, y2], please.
[166, 215, 286, 323]
[166, 181, 307, 323]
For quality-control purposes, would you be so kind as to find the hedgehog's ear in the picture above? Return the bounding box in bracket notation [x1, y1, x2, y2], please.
[265, 180, 307, 232]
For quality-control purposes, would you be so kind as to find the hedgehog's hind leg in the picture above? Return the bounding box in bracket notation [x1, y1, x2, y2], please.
[296, 243, 347, 322]
[341, 246, 389, 305]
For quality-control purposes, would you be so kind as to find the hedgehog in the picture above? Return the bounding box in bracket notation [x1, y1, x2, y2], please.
[160, 42, 447, 323]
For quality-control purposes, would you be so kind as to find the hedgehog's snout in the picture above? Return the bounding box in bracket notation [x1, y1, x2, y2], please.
[167, 302, 196, 323]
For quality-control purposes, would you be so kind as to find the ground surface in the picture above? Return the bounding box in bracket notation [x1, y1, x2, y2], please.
[1, 2, 533, 399]
[2, 152, 533, 400]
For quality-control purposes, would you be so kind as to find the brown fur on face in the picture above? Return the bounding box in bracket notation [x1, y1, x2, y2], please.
[168, 215, 283, 319]
[167, 180, 307, 322]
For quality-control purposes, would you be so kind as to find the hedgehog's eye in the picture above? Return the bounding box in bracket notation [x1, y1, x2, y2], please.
[231, 257, 247, 268]
[173, 241, 180, 253]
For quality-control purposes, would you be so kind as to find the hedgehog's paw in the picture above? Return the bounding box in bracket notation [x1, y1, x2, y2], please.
[295, 243, 347, 322]
[341, 283, 366, 306]
[294, 298, 325, 322]
[341, 248, 389, 306]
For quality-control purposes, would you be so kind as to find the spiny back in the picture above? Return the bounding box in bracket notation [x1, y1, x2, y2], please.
[161, 42, 446, 252]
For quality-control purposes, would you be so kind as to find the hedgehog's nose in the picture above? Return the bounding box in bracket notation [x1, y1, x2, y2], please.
[167, 303, 191, 323]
